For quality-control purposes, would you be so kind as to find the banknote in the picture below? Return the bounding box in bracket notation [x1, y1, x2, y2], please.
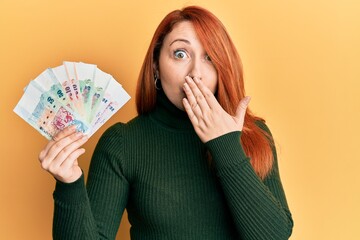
[30, 68, 72, 109]
[14, 82, 90, 140]
[88, 67, 111, 122]
[89, 77, 130, 136]
[52, 64, 83, 115]
[14, 61, 130, 140]
[64, 62, 84, 112]
[75, 62, 97, 120]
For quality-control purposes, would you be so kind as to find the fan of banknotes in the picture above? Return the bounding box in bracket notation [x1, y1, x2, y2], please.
[14, 61, 131, 140]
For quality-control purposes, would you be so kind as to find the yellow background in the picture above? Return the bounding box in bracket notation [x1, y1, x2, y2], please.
[1, 0, 359, 239]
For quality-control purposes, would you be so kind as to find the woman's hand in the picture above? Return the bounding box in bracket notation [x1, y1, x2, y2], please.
[182, 76, 251, 143]
[38, 125, 88, 183]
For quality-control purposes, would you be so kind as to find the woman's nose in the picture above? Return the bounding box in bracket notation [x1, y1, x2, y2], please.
[187, 59, 203, 80]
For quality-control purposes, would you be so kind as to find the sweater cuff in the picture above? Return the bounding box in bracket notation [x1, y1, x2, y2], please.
[53, 173, 88, 205]
[205, 131, 249, 169]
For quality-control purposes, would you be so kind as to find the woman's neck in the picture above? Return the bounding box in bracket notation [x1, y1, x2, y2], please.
[149, 90, 193, 130]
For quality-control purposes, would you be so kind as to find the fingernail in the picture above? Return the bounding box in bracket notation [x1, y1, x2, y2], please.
[75, 131, 83, 137]
[185, 76, 193, 83]
[69, 125, 77, 131]
[183, 82, 189, 90]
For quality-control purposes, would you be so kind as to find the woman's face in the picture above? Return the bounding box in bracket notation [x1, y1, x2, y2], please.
[157, 21, 218, 110]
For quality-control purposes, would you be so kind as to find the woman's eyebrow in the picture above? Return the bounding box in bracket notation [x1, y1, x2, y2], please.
[169, 38, 191, 46]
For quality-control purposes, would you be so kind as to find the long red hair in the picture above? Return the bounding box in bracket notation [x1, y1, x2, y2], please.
[136, 6, 273, 179]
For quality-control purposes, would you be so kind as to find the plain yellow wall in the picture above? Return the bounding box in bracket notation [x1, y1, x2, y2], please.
[1, 0, 359, 239]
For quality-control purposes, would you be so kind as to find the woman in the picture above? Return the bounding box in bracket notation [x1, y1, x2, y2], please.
[39, 6, 293, 240]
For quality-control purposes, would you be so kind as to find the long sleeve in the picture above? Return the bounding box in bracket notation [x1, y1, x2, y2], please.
[205, 124, 293, 240]
[52, 124, 129, 240]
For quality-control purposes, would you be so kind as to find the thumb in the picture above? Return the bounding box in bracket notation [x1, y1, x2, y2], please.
[235, 96, 251, 125]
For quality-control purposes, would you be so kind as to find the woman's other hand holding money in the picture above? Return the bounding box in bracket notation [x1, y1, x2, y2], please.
[38, 125, 88, 183]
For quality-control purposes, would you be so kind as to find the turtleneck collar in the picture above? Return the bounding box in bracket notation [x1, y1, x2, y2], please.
[149, 89, 194, 130]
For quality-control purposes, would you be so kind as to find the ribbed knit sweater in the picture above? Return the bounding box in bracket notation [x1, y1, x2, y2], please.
[53, 90, 293, 240]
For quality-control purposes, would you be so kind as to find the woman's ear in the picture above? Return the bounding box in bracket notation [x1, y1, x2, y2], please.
[153, 63, 159, 78]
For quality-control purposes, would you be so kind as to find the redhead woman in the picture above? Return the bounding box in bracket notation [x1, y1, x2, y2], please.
[39, 6, 293, 240]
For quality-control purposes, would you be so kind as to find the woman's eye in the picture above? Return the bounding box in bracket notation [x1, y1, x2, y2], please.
[205, 54, 211, 62]
[174, 50, 187, 59]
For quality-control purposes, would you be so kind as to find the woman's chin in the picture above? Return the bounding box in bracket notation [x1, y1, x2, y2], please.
[175, 102, 185, 111]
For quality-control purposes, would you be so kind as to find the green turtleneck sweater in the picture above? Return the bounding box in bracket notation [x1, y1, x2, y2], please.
[52, 90, 293, 240]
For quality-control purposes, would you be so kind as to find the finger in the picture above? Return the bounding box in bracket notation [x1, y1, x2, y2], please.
[53, 125, 78, 141]
[185, 76, 210, 113]
[182, 98, 199, 126]
[192, 77, 218, 110]
[60, 148, 85, 170]
[52, 149, 84, 183]
[235, 96, 251, 126]
[41, 132, 87, 169]
[183, 82, 203, 117]
[48, 135, 88, 171]
[39, 125, 77, 161]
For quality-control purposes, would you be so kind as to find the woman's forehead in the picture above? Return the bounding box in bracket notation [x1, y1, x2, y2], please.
[163, 21, 199, 45]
